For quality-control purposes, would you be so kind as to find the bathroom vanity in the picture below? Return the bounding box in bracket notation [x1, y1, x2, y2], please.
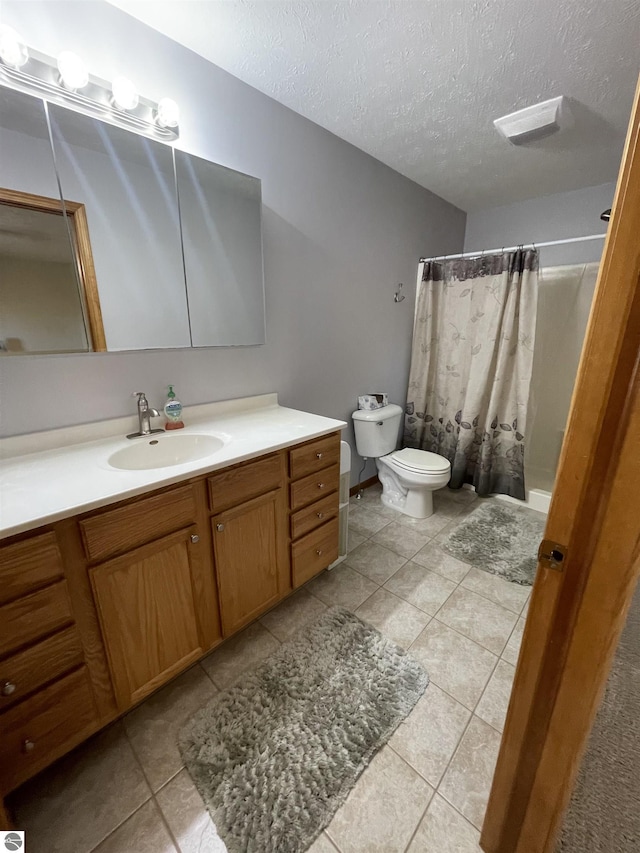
[0, 395, 345, 804]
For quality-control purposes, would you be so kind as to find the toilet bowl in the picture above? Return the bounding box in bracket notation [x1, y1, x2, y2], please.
[352, 404, 451, 519]
[376, 447, 451, 518]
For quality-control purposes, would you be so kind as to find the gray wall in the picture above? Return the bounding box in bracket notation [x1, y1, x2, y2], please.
[0, 1, 465, 489]
[464, 182, 615, 267]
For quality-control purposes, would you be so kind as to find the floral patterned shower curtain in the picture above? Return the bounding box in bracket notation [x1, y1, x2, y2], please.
[404, 250, 538, 500]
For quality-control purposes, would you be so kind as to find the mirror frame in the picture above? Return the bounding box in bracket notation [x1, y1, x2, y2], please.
[0, 186, 106, 352]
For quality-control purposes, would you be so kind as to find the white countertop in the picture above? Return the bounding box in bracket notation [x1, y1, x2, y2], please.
[0, 394, 347, 539]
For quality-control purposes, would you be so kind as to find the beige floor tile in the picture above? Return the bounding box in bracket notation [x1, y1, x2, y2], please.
[308, 563, 379, 610]
[407, 794, 482, 852]
[475, 659, 516, 733]
[411, 543, 471, 583]
[348, 504, 391, 536]
[200, 621, 280, 691]
[355, 588, 430, 649]
[94, 800, 176, 853]
[445, 488, 479, 505]
[395, 511, 451, 538]
[345, 541, 407, 584]
[439, 716, 502, 830]
[384, 561, 457, 615]
[10, 723, 151, 853]
[308, 833, 340, 852]
[502, 616, 526, 665]
[124, 665, 218, 792]
[461, 567, 531, 614]
[156, 769, 227, 853]
[409, 620, 497, 708]
[347, 529, 367, 552]
[432, 491, 468, 517]
[521, 595, 531, 616]
[371, 520, 433, 559]
[435, 587, 518, 655]
[259, 587, 327, 642]
[326, 746, 433, 853]
[390, 682, 470, 787]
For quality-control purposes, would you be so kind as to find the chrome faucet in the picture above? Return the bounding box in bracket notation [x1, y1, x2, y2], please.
[127, 391, 164, 439]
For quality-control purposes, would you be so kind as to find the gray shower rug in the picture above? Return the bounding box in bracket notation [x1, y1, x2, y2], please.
[441, 500, 545, 585]
[179, 607, 428, 853]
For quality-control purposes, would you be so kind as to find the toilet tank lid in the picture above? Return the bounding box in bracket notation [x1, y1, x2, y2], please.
[352, 404, 403, 421]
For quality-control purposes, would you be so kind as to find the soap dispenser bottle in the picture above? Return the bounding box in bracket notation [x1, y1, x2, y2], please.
[164, 385, 185, 430]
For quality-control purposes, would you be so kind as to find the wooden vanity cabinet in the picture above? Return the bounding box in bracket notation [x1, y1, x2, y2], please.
[0, 530, 100, 796]
[288, 434, 341, 587]
[209, 452, 290, 636]
[0, 431, 341, 808]
[81, 480, 221, 711]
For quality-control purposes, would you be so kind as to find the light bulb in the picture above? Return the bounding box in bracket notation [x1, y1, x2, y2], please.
[57, 51, 89, 90]
[156, 97, 180, 128]
[0, 26, 28, 69]
[112, 76, 139, 111]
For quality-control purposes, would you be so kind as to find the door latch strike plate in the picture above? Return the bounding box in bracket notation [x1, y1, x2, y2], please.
[538, 539, 567, 571]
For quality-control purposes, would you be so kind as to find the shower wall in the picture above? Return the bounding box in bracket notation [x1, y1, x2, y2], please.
[526, 263, 600, 492]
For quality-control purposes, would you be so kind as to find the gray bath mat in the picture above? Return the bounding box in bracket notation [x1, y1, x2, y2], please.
[179, 607, 428, 853]
[441, 500, 545, 585]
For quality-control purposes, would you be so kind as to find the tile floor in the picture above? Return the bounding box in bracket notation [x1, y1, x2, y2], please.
[9, 485, 533, 853]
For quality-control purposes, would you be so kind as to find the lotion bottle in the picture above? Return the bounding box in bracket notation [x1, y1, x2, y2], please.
[164, 385, 185, 430]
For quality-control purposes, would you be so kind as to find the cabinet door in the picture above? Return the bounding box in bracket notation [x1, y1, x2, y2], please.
[90, 528, 204, 709]
[213, 489, 287, 636]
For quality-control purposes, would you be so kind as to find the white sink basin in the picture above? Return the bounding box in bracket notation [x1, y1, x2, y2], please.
[108, 433, 224, 471]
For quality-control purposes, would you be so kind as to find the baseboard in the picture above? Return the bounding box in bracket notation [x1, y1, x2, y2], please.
[350, 475, 379, 497]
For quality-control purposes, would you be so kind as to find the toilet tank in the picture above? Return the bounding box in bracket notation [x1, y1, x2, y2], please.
[352, 404, 403, 458]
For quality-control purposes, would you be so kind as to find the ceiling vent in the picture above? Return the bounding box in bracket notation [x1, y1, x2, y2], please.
[493, 96, 573, 145]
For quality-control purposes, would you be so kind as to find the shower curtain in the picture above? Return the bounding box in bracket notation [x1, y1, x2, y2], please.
[404, 249, 538, 500]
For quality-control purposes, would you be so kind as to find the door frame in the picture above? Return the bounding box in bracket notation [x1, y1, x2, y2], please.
[481, 73, 640, 853]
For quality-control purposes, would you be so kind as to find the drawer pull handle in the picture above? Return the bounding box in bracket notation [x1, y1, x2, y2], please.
[1, 681, 16, 697]
[22, 738, 35, 754]
[190, 534, 200, 544]
[316, 512, 324, 519]
[317, 482, 325, 489]
[316, 549, 323, 556]
[316, 452, 324, 459]
[216, 524, 225, 532]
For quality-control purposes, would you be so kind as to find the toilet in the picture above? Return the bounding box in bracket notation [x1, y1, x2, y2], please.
[352, 404, 451, 519]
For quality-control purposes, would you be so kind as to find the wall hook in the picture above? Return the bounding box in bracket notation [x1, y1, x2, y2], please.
[394, 283, 405, 303]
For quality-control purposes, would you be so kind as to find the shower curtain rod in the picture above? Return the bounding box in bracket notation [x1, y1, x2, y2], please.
[419, 232, 606, 264]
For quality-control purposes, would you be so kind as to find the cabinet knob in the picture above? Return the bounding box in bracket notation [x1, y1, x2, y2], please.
[316, 549, 323, 556]
[190, 534, 200, 544]
[316, 452, 323, 459]
[317, 482, 325, 489]
[22, 738, 35, 754]
[316, 512, 324, 519]
[216, 524, 225, 532]
[1, 681, 16, 697]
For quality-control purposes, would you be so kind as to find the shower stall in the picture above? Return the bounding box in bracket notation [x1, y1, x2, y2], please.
[526, 262, 600, 506]
[415, 232, 606, 512]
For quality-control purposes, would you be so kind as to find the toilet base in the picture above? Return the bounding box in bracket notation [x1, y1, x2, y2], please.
[380, 486, 434, 519]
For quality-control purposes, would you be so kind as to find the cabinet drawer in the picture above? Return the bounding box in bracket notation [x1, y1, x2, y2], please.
[291, 517, 339, 588]
[0, 582, 73, 658]
[290, 492, 340, 541]
[289, 433, 340, 481]
[208, 453, 282, 513]
[0, 532, 64, 606]
[0, 627, 84, 710]
[80, 484, 197, 562]
[0, 667, 98, 794]
[290, 464, 339, 512]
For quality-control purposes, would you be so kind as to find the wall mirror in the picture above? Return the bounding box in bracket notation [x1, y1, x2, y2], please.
[0, 85, 266, 354]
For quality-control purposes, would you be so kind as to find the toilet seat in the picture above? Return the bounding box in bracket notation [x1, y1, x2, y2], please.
[387, 448, 450, 474]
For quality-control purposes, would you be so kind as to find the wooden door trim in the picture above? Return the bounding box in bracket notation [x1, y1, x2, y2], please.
[0, 187, 106, 351]
[481, 72, 640, 853]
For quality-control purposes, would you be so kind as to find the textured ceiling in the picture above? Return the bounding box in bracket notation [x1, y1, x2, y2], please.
[106, 0, 640, 211]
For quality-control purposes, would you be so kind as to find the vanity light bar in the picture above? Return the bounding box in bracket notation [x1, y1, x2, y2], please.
[0, 39, 180, 142]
